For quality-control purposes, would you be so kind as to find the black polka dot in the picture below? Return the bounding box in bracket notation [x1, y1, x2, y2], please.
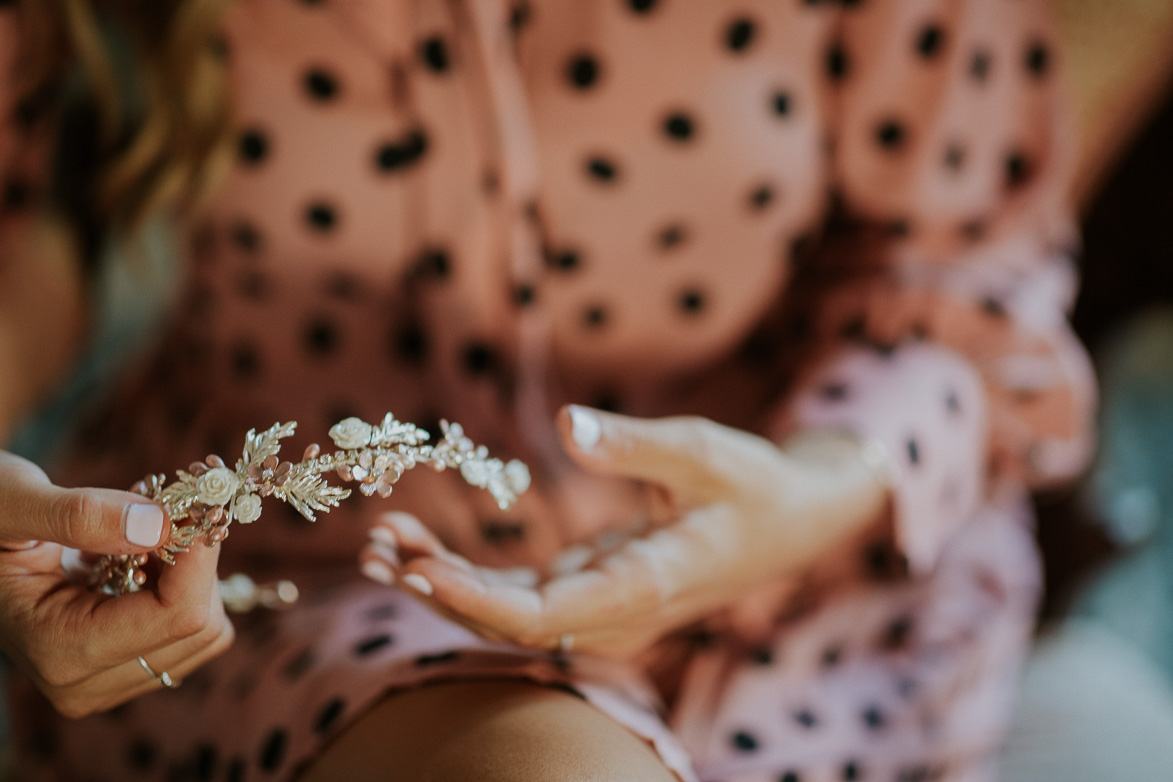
[305, 202, 338, 232]
[127, 739, 159, 770]
[303, 68, 340, 101]
[583, 305, 608, 328]
[463, 342, 501, 376]
[303, 318, 339, 357]
[663, 112, 696, 141]
[324, 270, 362, 300]
[885, 219, 911, 238]
[627, 0, 657, 12]
[820, 382, 849, 401]
[417, 247, 452, 279]
[481, 520, 526, 544]
[281, 647, 315, 680]
[781, 772, 802, 782]
[195, 744, 218, 781]
[567, 54, 600, 89]
[749, 184, 775, 210]
[725, 18, 757, 53]
[364, 602, 399, 621]
[794, 709, 818, 729]
[1025, 41, 1050, 77]
[826, 41, 849, 81]
[840, 314, 867, 341]
[509, 2, 531, 32]
[393, 322, 429, 365]
[943, 143, 965, 171]
[657, 223, 687, 250]
[821, 644, 844, 668]
[2, 178, 30, 211]
[1005, 151, 1032, 190]
[315, 697, 347, 734]
[842, 760, 861, 780]
[731, 730, 759, 752]
[414, 650, 463, 667]
[236, 270, 270, 299]
[546, 248, 581, 272]
[772, 90, 792, 117]
[514, 283, 537, 306]
[961, 218, 987, 242]
[875, 119, 906, 150]
[906, 438, 920, 465]
[237, 129, 268, 164]
[945, 389, 961, 415]
[749, 647, 773, 665]
[231, 343, 261, 380]
[881, 615, 914, 650]
[419, 36, 451, 72]
[226, 757, 247, 782]
[678, 288, 706, 315]
[258, 728, 288, 772]
[981, 296, 1008, 318]
[862, 705, 886, 730]
[354, 634, 395, 656]
[585, 156, 619, 182]
[969, 49, 991, 82]
[375, 129, 429, 173]
[231, 221, 262, 253]
[592, 390, 623, 413]
[915, 23, 945, 59]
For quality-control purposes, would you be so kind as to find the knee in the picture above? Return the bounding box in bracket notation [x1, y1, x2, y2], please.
[426, 684, 675, 782]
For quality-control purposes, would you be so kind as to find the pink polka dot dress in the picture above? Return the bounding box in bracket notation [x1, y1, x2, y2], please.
[1, 1, 1095, 780]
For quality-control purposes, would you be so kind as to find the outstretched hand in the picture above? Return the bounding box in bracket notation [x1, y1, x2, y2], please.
[360, 407, 887, 658]
[0, 451, 233, 717]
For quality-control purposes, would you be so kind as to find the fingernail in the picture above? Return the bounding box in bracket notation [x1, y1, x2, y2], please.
[568, 406, 602, 452]
[401, 573, 434, 596]
[124, 504, 165, 547]
[369, 526, 397, 547]
[362, 559, 395, 585]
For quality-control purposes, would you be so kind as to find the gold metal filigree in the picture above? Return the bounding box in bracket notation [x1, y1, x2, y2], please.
[91, 414, 530, 597]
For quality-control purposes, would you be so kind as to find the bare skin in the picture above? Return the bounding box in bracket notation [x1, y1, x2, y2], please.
[298, 680, 679, 782]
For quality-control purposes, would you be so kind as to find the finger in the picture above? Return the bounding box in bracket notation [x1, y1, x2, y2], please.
[557, 406, 757, 499]
[401, 556, 548, 644]
[84, 540, 225, 667]
[2, 478, 168, 555]
[50, 609, 235, 718]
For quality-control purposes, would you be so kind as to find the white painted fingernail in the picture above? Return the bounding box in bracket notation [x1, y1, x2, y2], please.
[362, 559, 395, 585]
[369, 526, 397, 547]
[569, 406, 602, 452]
[401, 573, 434, 596]
[124, 504, 165, 547]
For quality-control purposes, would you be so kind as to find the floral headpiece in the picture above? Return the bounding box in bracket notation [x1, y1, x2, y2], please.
[90, 414, 531, 598]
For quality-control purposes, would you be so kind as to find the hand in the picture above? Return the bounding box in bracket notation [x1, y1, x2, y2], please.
[360, 407, 887, 657]
[0, 451, 233, 717]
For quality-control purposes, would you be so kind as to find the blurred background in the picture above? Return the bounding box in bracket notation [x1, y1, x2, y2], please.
[5, 2, 1173, 779]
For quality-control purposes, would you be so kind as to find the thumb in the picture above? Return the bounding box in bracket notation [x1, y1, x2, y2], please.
[557, 406, 737, 499]
[4, 481, 169, 555]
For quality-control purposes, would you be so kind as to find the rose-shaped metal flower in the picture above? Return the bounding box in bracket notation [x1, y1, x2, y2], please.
[196, 466, 241, 506]
[231, 493, 263, 524]
[246, 455, 292, 497]
[329, 417, 375, 450]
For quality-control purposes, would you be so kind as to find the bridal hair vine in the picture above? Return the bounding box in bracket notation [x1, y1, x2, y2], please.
[90, 414, 531, 598]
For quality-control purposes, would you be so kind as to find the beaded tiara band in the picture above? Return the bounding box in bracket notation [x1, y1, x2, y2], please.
[90, 413, 531, 598]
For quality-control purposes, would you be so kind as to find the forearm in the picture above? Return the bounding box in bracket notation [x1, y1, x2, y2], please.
[0, 217, 87, 443]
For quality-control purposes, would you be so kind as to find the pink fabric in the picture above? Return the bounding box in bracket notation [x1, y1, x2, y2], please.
[1, 1, 1094, 780]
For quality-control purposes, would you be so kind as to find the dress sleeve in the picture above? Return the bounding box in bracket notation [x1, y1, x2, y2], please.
[768, 0, 1095, 575]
